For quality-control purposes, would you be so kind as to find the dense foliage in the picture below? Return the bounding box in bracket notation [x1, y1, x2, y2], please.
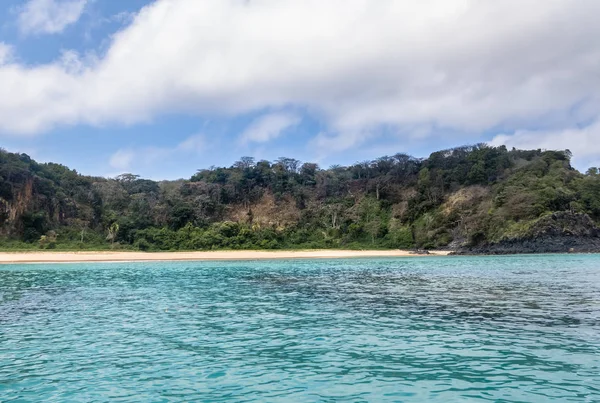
[1, 145, 598, 251]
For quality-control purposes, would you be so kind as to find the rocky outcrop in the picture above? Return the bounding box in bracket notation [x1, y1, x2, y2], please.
[454, 212, 600, 254]
[0, 177, 34, 236]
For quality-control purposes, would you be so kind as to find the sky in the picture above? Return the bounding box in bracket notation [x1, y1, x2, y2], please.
[0, 0, 599, 179]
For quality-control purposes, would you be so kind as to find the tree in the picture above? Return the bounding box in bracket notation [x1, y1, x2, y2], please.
[233, 157, 255, 170]
[1, 143, 594, 252]
[300, 163, 319, 186]
[107, 222, 120, 247]
[275, 157, 301, 173]
[359, 197, 382, 244]
[116, 173, 140, 182]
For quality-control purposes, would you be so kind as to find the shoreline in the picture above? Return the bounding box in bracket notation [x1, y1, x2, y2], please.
[0, 249, 450, 264]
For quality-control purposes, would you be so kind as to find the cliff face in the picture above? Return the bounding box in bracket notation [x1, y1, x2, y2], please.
[0, 152, 94, 240]
[454, 212, 600, 254]
[0, 177, 34, 236]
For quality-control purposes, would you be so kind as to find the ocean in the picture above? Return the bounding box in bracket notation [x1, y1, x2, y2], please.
[1, 255, 599, 402]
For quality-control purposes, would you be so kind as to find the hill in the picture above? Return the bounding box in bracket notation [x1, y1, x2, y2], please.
[1, 145, 600, 253]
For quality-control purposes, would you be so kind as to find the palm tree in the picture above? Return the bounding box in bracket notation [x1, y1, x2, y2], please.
[106, 222, 120, 248]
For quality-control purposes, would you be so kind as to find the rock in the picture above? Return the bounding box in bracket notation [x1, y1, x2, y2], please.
[409, 249, 431, 255]
[454, 212, 600, 255]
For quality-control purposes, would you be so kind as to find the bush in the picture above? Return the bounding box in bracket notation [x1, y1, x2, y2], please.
[134, 238, 151, 251]
[387, 226, 414, 249]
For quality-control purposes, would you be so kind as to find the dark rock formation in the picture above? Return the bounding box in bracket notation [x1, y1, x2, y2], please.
[453, 212, 600, 254]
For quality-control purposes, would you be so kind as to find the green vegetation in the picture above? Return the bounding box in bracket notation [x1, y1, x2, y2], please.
[1, 145, 599, 251]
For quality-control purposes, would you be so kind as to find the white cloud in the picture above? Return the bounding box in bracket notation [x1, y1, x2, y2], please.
[312, 128, 372, 154]
[0, 43, 13, 65]
[2, 0, 600, 162]
[108, 134, 205, 173]
[18, 0, 87, 35]
[490, 120, 600, 169]
[239, 113, 300, 144]
[176, 134, 204, 153]
[109, 148, 134, 170]
[109, 11, 136, 25]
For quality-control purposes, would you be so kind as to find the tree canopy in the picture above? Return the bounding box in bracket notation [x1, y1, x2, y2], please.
[1, 145, 597, 251]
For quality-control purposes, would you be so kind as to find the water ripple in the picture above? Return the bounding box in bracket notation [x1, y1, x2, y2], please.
[1, 255, 600, 402]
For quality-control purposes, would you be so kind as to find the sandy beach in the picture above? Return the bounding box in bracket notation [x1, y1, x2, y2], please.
[0, 249, 450, 264]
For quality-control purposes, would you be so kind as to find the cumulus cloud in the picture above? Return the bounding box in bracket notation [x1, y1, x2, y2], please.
[17, 0, 88, 35]
[2, 0, 600, 161]
[239, 113, 300, 144]
[490, 120, 600, 169]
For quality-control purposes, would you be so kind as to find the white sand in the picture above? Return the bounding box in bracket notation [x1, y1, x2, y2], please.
[0, 249, 450, 264]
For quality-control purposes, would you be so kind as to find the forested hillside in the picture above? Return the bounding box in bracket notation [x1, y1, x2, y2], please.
[1, 145, 599, 253]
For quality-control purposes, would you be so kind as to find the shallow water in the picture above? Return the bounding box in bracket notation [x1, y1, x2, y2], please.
[1, 255, 600, 402]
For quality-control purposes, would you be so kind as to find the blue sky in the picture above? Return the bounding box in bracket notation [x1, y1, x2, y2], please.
[1, 0, 599, 179]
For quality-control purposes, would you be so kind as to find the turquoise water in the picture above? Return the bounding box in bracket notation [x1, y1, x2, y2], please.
[1, 255, 600, 402]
